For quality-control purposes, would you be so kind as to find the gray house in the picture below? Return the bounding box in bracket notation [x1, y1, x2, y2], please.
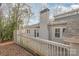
[15, 7, 79, 56]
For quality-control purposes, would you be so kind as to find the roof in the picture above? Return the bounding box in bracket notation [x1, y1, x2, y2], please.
[54, 8, 79, 19]
[26, 20, 67, 28]
[48, 20, 67, 26]
[26, 23, 40, 28]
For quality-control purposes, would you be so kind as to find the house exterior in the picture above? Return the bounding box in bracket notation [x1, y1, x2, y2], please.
[25, 8, 69, 43]
[15, 7, 79, 56]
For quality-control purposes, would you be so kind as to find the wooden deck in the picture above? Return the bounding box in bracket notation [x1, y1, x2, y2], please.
[0, 41, 33, 56]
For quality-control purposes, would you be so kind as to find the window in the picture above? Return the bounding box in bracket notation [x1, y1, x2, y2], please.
[63, 28, 66, 33]
[34, 30, 36, 37]
[34, 29, 39, 37]
[27, 30, 28, 34]
[27, 29, 30, 34]
[55, 28, 60, 38]
[62, 28, 66, 36]
[29, 30, 30, 33]
[37, 31, 39, 37]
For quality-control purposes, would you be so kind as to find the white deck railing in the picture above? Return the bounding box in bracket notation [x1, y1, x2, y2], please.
[14, 31, 76, 56]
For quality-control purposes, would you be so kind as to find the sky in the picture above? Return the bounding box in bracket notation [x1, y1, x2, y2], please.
[28, 3, 79, 25]
[1, 3, 79, 25]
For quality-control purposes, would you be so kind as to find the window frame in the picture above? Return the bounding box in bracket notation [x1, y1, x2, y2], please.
[27, 30, 28, 34]
[27, 29, 30, 34]
[63, 28, 66, 33]
[55, 28, 60, 38]
[34, 30, 36, 37]
[37, 30, 39, 37]
[34, 29, 39, 37]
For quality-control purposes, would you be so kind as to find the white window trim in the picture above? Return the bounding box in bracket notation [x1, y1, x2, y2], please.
[54, 27, 66, 39]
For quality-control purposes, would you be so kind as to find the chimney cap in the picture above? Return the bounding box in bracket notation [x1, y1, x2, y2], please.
[40, 8, 49, 14]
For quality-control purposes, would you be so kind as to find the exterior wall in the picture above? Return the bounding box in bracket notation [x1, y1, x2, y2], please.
[70, 43, 79, 56]
[52, 14, 79, 43]
[48, 25, 52, 40]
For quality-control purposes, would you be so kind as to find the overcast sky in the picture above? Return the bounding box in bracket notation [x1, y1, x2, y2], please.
[28, 3, 79, 25]
[1, 3, 79, 25]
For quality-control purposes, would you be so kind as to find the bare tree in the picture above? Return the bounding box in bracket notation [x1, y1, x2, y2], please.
[0, 3, 32, 41]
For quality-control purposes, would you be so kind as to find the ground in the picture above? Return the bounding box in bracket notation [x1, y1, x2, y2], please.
[0, 41, 33, 56]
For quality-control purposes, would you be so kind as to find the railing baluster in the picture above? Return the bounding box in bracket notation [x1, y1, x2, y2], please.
[66, 48, 68, 56]
[56, 46, 59, 56]
[60, 47, 62, 56]
[55, 46, 57, 56]
[58, 47, 60, 56]
[63, 48, 66, 56]
[51, 45, 53, 56]
[53, 45, 55, 56]
[68, 48, 70, 56]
